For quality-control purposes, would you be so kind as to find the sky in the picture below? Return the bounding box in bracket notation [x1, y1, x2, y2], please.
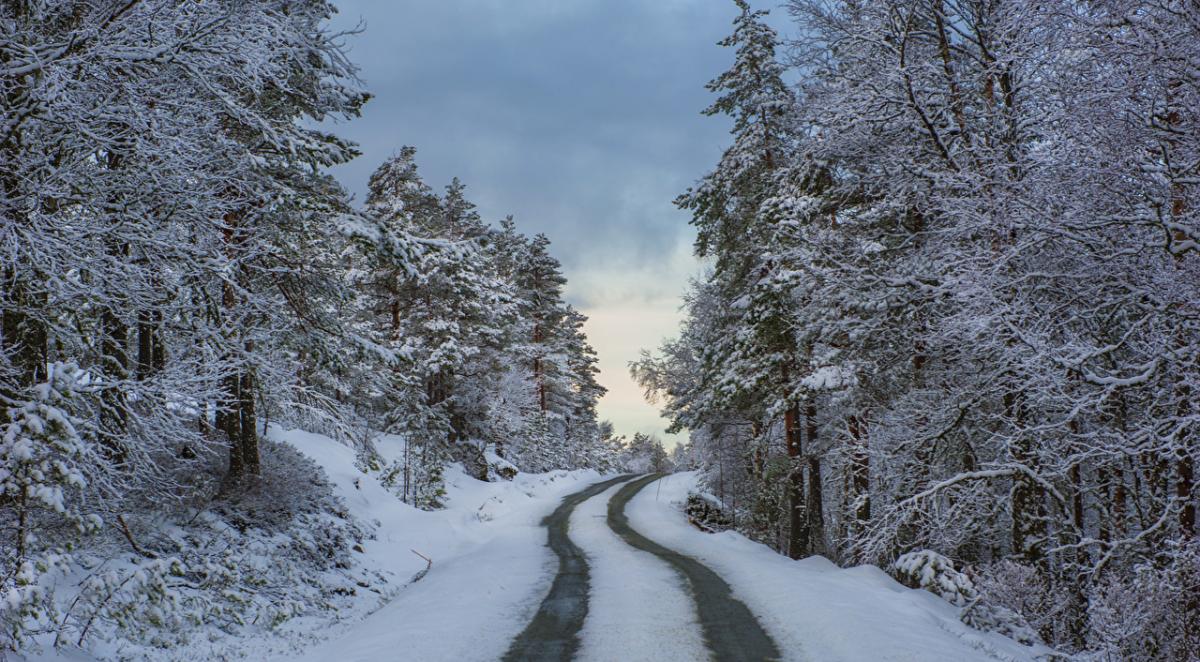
[322, 1, 787, 447]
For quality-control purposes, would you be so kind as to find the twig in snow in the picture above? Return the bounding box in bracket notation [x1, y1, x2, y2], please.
[409, 549, 433, 584]
[117, 514, 156, 559]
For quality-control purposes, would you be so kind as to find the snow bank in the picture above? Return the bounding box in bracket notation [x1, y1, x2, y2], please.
[627, 473, 1050, 662]
[274, 427, 607, 662]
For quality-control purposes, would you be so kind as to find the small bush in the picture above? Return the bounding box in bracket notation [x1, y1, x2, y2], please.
[686, 492, 734, 533]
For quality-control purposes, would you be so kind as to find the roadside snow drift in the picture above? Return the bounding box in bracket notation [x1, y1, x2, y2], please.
[276, 427, 606, 662]
[626, 472, 1049, 662]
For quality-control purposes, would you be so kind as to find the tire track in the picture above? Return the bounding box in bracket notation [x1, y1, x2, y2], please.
[502, 474, 636, 662]
[572, 480, 710, 662]
[607, 474, 781, 662]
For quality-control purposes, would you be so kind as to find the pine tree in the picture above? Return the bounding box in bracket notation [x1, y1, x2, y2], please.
[673, 0, 820, 557]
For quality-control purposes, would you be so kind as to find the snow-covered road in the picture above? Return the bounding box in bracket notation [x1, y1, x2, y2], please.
[275, 446, 1045, 662]
[573, 479, 708, 662]
[503, 473, 778, 662]
[604, 475, 778, 662]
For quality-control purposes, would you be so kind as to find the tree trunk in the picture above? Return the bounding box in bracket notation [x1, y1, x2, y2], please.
[1008, 390, 1046, 566]
[1, 276, 48, 399]
[223, 370, 244, 479]
[0, 32, 46, 404]
[99, 305, 129, 463]
[136, 309, 165, 379]
[533, 322, 546, 412]
[219, 207, 255, 483]
[848, 414, 871, 523]
[1179, 441, 1195, 538]
[785, 402, 808, 559]
[239, 349, 260, 476]
[805, 400, 825, 557]
[1166, 80, 1195, 539]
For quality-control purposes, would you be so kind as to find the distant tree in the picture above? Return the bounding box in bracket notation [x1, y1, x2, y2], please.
[625, 433, 671, 474]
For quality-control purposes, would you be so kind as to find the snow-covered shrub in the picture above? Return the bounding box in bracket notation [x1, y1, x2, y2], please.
[1083, 542, 1200, 661]
[1, 363, 99, 554]
[892, 550, 1040, 646]
[893, 550, 979, 605]
[1, 555, 68, 655]
[58, 557, 187, 650]
[686, 492, 734, 533]
[1, 364, 102, 653]
[972, 560, 1075, 648]
[7, 438, 380, 659]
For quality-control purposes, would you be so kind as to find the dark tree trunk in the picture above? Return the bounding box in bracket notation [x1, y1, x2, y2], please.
[1010, 475, 1044, 563]
[239, 358, 260, 476]
[1165, 86, 1196, 539]
[219, 207, 257, 483]
[805, 401, 825, 557]
[223, 371, 244, 479]
[99, 305, 129, 463]
[1008, 394, 1046, 564]
[849, 414, 871, 523]
[136, 309, 165, 379]
[1179, 442, 1195, 538]
[1, 36, 46, 404]
[533, 322, 546, 412]
[785, 402, 808, 559]
[1, 276, 48, 399]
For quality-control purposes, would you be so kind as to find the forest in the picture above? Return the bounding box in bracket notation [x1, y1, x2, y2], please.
[635, 1, 1199, 658]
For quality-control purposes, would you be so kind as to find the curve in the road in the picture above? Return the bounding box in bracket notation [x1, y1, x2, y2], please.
[502, 474, 636, 662]
[608, 474, 782, 662]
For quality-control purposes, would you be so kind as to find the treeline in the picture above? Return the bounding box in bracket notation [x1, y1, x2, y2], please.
[355, 147, 620, 505]
[1, 0, 613, 651]
[635, 1, 1199, 658]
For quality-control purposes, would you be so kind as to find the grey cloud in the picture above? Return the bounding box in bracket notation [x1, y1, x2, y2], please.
[325, 0, 740, 274]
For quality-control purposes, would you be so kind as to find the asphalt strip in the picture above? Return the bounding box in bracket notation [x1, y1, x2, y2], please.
[607, 473, 781, 662]
[501, 474, 637, 662]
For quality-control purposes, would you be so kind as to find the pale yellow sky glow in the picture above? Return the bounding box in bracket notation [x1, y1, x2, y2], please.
[569, 239, 698, 449]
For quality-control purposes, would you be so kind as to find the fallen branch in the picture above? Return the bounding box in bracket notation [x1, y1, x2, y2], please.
[410, 549, 432, 584]
[117, 515, 156, 559]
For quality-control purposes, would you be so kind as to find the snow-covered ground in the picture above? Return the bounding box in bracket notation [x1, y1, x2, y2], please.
[291, 459, 1051, 662]
[24, 434, 1050, 662]
[276, 428, 606, 662]
[19, 427, 608, 662]
[627, 472, 1051, 662]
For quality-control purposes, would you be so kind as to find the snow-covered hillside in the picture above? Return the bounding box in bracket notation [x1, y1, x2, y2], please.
[275, 428, 607, 662]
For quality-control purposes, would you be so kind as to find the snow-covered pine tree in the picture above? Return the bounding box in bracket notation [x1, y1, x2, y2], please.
[359, 149, 519, 489]
[672, 0, 825, 558]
